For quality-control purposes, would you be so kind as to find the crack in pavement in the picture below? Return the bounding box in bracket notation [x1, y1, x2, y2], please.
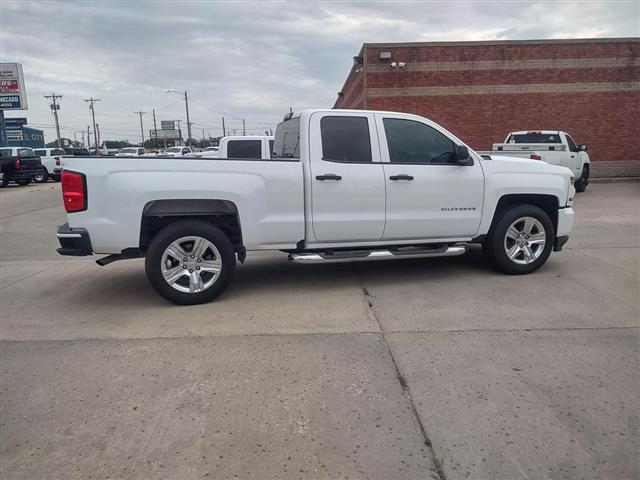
[353, 265, 447, 480]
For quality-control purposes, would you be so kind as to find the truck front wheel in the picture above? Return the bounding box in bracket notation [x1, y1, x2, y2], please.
[574, 165, 589, 193]
[145, 220, 236, 305]
[484, 204, 554, 275]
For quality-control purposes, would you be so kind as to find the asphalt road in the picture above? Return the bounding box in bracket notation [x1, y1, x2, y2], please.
[1, 181, 638, 479]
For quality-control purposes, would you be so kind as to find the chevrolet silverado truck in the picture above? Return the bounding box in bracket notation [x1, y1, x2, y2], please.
[478, 130, 590, 192]
[56, 109, 575, 305]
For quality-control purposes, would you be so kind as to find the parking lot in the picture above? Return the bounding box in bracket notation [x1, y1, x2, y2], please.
[0, 181, 638, 479]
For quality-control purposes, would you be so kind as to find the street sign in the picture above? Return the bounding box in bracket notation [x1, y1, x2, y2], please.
[4, 117, 27, 130]
[0, 63, 28, 110]
[160, 120, 175, 130]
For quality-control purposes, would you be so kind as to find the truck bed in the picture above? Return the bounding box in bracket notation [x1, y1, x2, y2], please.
[61, 156, 305, 253]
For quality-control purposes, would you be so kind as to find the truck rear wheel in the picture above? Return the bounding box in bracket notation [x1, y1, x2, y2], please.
[484, 204, 554, 275]
[34, 169, 49, 183]
[145, 220, 236, 305]
[574, 165, 589, 193]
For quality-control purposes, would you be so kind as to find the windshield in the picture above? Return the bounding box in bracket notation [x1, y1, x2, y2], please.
[273, 118, 300, 158]
[166, 147, 182, 153]
[119, 148, 137, 153]
[18, 148, 35, 157]
[507, 133, 562, 144]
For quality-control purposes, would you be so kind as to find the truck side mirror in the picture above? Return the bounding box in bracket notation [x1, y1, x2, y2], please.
[578, 144, 588, 152]
[455, 145, 473, 166]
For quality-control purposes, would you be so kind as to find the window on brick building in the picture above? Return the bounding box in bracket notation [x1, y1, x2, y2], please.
[383, 118, 456, 164]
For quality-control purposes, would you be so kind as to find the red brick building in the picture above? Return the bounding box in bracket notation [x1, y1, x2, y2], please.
[334, 38, 639, 177]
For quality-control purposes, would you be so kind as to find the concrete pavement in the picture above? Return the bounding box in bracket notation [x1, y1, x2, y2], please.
[0, 181, 638, 479]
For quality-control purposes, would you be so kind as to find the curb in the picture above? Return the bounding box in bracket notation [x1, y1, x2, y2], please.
[590, 177, 640, 184]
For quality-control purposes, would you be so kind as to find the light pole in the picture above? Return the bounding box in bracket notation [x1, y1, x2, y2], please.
[166, 89, 192, 146]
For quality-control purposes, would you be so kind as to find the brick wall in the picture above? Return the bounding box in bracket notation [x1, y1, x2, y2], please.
[334, 38, 640, 177]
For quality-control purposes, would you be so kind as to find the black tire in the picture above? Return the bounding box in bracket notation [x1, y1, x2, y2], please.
[484, 204, 555, 275]
[52, 174, 61, 182]
[0, 174, 8, 188]
[33, 169, 49, 183]
[16, 179, 31, 186]
[145, 220, 236, 305]
[574, 165, 589, 193]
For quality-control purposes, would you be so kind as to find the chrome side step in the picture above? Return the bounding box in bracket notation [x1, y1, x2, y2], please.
[289, 245, 467, 264]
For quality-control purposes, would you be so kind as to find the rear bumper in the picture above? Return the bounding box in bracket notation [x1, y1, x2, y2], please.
[11, 167, 43, 180]
[56, 223, 93, 256]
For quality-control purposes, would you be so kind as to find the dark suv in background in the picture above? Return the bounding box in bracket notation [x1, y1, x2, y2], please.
[0, 147, 43, 188]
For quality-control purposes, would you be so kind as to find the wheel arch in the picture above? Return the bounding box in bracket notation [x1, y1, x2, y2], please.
[139, 199, 245, 260]
[488, 194, 559, 236]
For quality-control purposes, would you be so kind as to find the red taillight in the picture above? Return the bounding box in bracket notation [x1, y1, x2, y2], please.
[530, 154, 542, 161]
[61, 171, 86, 213]
[12, 156, 20, 168]
[55, 156, 61, 166]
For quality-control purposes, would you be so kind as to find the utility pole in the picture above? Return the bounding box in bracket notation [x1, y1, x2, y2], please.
[176, 119, 182, 145]
[87, 125, 91, 150]
[184, 91, 192, 146]
[242, 118, 246, 136]
[96, 123, 101, 150]
[44, 93, 63, 148]
[81, 131, 85, 147]
[134, 110, 146, 146]
[152, 109, 158, 148]
[221, 117, 226, 137]
[84, 97, 100, 154]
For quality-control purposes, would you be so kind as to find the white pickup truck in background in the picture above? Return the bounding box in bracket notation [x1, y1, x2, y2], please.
[193, 136, 274, 159]
[56, 109, 575, 305]
[479, 131, 590, 192]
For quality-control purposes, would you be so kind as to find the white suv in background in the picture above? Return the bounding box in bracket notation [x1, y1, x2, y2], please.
[33, 147, 66, 182]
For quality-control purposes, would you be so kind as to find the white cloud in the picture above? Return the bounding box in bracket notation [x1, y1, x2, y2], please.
[1, 0, 637, 143]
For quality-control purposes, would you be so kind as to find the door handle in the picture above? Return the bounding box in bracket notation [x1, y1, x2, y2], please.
[316, 174, 342, 181]
[389, 174, 414, 181]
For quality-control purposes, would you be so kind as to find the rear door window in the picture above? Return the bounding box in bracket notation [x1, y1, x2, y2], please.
[34, 149, 46, 156]
[52, 149, 66, 155]
[227, 140, 262, 159]
[320, 116, 371, 163]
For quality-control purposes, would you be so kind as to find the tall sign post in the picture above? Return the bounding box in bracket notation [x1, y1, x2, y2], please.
[0, 63, 28, 147]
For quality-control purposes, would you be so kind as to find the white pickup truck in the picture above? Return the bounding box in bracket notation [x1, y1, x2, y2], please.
[479, 131, 590, 192]
[56, 109, 575, 305]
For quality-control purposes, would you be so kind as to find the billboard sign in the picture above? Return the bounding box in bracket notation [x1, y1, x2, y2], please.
[150, 129, 180, 140]
[160, 120, 175, 130]
[0, 63, 28, 110]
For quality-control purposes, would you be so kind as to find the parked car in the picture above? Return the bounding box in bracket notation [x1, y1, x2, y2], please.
[64, 147, 91, 156]
[33, 147, 65, 182]
[0, 147, 43, 188]
[115, 147, 145, 157]
[56, 109, 575, 305]
[479, 131, 590, 192]
[158, 146, 192, 157]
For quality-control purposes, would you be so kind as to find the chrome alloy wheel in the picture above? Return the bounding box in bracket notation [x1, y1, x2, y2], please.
[503, 216, 546, 265]
[161, 236, 222, 293]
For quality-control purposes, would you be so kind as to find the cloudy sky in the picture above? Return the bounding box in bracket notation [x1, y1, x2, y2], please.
[2, 0, 638, 144]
